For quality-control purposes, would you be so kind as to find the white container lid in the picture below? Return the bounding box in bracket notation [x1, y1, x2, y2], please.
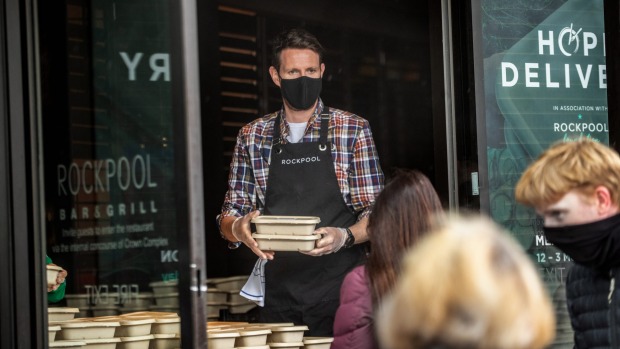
[118, 314, 151, 319]
[268, 342, 304, 347]
[47, 265, 63, 271]
[252, 234, 320, 241]
[49, 307, 80, 314]
[236, 346, 270, 349]
[303, 337, 335, 344]
[49, 340, 86, 348]
[250, 323, 295, 327]
[119, 318, 156, 326]
[48, 325, 61, 331]
[238, 329, 271, 336]
[270, 326, 309, 332]
[251, 216, 320, 224]
[91, 316, 120, 321]
[154, 317, 180, 323]
[207, 331, 240, 338]
[120, 334, 155, 342]
[153, 333, 181, 339]
[80, 338, 121, 344]
[121, 311, 178, 318]
[60, 321, 120, 328]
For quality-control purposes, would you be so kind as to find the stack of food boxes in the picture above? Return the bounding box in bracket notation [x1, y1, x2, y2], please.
[206, 322, 334, 349]
[51, 317, 121, 348]
[149, 280, 179, 315]
[250, 216, 321, 252]
[48, 311, 179, 349]
[207, 276, 254, 320]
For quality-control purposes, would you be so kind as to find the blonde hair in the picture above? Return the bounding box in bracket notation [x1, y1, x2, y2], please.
[515, 139, 620, 208]
[376, 215, 555, 349]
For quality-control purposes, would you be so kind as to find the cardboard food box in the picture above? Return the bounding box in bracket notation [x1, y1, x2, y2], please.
[302, 336, 335, 349]
[46, 265, 63, 287]
[267, 326, 309, 343]
[252, 234, 319, 252]
[48, 307, 80, 322]
[58, 320, 120, 340]
[251, 216, 320, 235]
[207, 330, 240, 349]
[234, 328, 271, 347]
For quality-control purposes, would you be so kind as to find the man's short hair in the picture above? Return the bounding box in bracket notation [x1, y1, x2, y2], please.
[270, 28, 324, 72]
[515, 139, 620, 208]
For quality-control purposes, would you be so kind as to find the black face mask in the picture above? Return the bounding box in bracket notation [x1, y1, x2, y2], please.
[279, 75, 322, 111]
[544, 213, 620, 270]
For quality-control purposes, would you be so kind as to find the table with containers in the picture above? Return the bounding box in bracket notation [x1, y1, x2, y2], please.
[47, 216, 334, 349]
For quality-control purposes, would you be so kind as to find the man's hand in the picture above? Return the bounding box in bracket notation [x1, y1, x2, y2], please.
[302, 226, 346, 256]
[232, 210, 275, 260]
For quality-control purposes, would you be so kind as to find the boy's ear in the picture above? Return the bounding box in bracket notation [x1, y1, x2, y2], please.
[594, 185, 616, 215]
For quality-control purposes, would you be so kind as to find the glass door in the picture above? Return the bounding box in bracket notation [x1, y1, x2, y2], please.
[38, 0, 206, 347]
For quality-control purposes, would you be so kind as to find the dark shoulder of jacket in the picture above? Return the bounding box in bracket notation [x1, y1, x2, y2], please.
[566, 263, 614, 302]
[567, 263, 611, 283]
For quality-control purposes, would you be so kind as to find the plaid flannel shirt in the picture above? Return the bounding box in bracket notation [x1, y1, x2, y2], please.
[217, 100, 384, 231]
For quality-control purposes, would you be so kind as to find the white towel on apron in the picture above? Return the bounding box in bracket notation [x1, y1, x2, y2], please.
[240, 258, 267, 307]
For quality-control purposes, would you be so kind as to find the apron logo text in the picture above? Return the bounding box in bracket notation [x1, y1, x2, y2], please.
[282, 156, 321, 165]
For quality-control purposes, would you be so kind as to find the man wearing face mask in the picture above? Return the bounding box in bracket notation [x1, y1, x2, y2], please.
[217, 28, 384, 335]
[515, 139, 620, 348]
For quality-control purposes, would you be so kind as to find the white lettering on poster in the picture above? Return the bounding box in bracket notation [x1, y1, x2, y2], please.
[500, 23, 606, 89]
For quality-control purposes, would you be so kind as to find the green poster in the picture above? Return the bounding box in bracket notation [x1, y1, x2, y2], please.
[482, 0, 607, 345]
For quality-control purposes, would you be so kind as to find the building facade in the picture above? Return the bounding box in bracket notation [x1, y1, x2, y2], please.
[1, 0, 619, 347]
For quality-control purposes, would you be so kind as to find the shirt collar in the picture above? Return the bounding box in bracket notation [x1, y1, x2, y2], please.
[278, 99, 325, 141]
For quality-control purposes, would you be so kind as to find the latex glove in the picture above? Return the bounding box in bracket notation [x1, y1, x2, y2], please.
[232, 210, 275, 260]
[302, 226, 347, 256]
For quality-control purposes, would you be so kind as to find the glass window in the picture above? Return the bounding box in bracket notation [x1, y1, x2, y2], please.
[41, 0, 183, 322]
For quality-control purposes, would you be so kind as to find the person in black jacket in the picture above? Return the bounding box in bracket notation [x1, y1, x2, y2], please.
[515, 139, 620, 348]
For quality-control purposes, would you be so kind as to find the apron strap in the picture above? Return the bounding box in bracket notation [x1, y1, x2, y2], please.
[273, 112, 283, 145]
[319, 106, 330, 150]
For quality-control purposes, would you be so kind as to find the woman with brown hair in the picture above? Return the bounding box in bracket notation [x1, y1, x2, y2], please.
[332, 169, 443, 349]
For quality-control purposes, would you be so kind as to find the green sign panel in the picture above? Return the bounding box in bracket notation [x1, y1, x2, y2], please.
[481, 1, 607, 345]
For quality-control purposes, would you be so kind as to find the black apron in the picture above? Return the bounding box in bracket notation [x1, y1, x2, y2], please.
[259, 107, 366, 336]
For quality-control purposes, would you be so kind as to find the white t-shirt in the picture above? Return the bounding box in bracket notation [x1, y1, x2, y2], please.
[286, 122, 308, 143]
